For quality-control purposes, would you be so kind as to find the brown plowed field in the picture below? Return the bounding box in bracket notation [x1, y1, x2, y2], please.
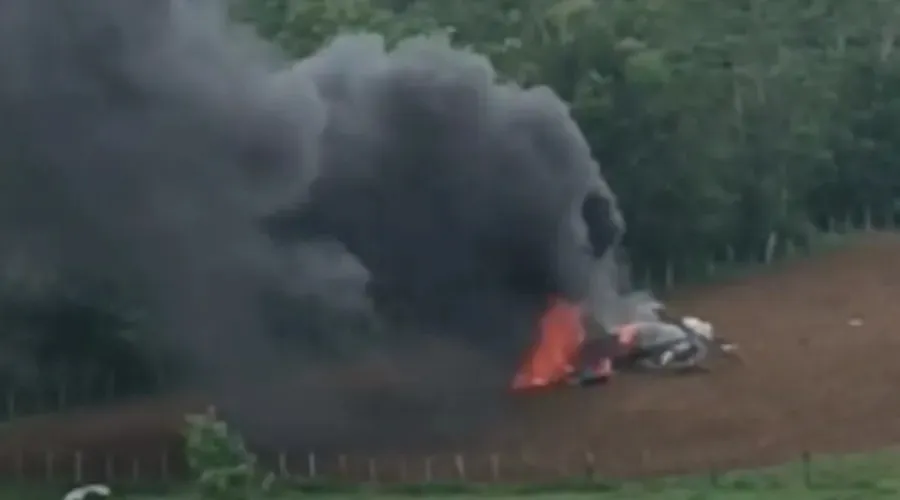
[3, 233, 900, 483]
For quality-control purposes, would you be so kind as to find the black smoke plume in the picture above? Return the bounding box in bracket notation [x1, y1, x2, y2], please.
[0, 0, 623, 449]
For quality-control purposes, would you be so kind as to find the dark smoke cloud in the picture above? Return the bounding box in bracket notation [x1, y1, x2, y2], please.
[0, 0, 623, 449]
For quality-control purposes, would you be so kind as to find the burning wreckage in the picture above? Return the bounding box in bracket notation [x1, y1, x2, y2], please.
[511, 297, 740, 392]
[249, 33, 732, 406]
[507, 193, 740, 393]
[491, 180, 741, 392]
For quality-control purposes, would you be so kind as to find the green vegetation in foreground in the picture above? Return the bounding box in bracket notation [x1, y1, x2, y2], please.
[0, 493, 874, 500]
[0, 484, 897, 500]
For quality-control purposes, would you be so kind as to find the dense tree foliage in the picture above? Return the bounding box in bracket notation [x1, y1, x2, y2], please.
[234, 0, 900, 271]
[5, 0, 900, 403]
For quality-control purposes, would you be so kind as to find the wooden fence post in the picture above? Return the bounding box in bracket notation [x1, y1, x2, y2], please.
[801, 451, 812, 487]
[583, 450, 596, 479]
[278, 452, 288, 477]
[705, 257, 716, 278]
[160, 449, 169, 481]
[45, 451, 55, 481]
[337, 455, 348, 478]
[104, 454, 115, 482]
[489, 453, 500, 482]
[73, 451, 83, 483]
[131, 457, 140, 483]
[764, 231, 777, 264]
[307, 452, 317, 479]
[423, 456, 433, 483]
[367, 457, 378, 483]
[664, 260, 675, 289]
[639, 449, 650, 475]
[453, 454, 466, 481]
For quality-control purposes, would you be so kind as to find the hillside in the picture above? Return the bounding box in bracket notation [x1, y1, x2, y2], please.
[3, 233, 900, 481]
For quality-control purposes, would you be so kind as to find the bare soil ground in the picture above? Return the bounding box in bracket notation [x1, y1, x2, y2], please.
[2, 233, 900, 483]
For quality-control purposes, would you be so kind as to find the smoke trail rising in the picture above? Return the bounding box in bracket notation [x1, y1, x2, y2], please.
[0, 0, 625, 448]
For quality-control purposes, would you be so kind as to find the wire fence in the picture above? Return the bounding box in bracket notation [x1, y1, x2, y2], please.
[0, 446, 898, 488]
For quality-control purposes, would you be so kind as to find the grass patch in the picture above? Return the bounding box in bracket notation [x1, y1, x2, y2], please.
[4, 489, 895, 500]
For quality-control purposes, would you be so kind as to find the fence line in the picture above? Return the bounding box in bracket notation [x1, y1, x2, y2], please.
[0, 446, 889, 488]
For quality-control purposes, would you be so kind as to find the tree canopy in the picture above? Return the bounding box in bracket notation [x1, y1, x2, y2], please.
[234, 0, 900, 270]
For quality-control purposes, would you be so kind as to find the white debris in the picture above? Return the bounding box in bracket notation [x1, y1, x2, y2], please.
[62, 484, 111, 500]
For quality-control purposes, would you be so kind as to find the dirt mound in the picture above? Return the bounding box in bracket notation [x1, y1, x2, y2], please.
[3, 233, 900, 482]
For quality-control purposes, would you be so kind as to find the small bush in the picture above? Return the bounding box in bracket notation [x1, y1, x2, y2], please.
[183, 406, 274, 500]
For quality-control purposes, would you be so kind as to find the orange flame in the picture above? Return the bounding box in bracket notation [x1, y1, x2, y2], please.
[512, 297, 585, 390]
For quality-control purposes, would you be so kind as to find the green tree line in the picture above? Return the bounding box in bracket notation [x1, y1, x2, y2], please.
[235, 0, 900, 271]
[5, 0, 900, 401]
